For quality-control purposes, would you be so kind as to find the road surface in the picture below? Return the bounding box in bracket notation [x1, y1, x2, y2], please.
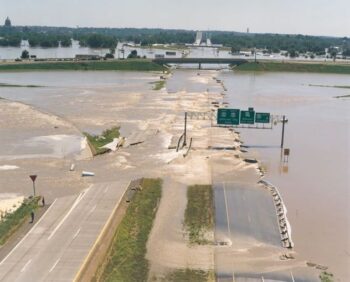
[0, 182, 127, 281]
[214, 181, 281, 247]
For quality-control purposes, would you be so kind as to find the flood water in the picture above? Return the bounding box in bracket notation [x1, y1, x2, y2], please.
[0, 69, 349, 279]
[219, 71, 350, 280]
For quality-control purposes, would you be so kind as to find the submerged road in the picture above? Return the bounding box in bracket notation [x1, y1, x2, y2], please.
[214, 182, 281, 246]
[0, 182, 127, 282]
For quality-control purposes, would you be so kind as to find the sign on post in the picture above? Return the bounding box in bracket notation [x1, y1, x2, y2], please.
[255, 112, 271, 123]
[29, 175, 37, 197]
[240, 110, 255, 124]
[217, 108, 240, 125]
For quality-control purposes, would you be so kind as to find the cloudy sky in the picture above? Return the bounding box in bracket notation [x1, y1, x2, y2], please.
[1, 0, 349, 37]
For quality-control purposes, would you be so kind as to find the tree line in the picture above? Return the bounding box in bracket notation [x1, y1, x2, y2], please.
[0, 25, 349, 56]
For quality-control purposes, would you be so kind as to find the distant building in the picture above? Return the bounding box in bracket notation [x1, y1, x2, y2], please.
[4, 17, 11, 27]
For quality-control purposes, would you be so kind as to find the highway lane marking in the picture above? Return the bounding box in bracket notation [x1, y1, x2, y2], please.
[0, 199, 57, 266]
[49, 259, 60, 273]
[104, 187, 109, 193]
[73, 228, 81, 239]
[48, 191, 87, 240]
[20, 259, 32, 273]
[222, 182, 231, 238]
[290, 271, 295, 282]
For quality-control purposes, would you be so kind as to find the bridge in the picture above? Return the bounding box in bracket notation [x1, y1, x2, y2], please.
[152, 57, 248, 69]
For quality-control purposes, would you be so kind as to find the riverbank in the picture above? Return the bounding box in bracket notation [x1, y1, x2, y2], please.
[0, 59, 165, 72]
[234, 61, 350, 74]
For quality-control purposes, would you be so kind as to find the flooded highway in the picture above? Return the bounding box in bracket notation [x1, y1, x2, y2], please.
[219, 71, 350, 280]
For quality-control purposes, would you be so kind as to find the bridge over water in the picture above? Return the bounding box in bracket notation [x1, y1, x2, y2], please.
[152, 57, 248, 69]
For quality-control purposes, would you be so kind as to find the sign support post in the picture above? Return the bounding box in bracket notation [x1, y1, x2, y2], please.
[281, 115, 287, 148]
[29, 175, 37, 197]
[184, 112, 187, 147]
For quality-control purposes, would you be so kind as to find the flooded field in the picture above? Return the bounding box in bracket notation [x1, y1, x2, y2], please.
[219, 71, 350, 280]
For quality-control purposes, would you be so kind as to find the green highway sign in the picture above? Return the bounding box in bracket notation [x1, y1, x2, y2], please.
[240, 110, 255, 124]
[217, 108, 240, 125]
[255, 112, 271, 123]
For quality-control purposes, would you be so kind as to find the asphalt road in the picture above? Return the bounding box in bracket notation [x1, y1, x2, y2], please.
[0, 182, 127, 282]
[214, 181, 281, 247]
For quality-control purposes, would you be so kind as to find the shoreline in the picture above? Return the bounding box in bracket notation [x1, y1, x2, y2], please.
[234, 61, 350, 74]
[0, 59, 165, 72]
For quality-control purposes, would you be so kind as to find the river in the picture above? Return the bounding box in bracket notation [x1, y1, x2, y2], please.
[219, 71, 350, 280]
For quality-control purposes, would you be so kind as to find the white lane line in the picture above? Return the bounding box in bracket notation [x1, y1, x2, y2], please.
[290, 271, 295, 282]
[104, 187, 109, 193]
[49, 259, 60, 273]
[0, 199, 57, 266]
[247, 214, 252, 224]
[89, 205, 97, 214]
[73, 228, 81, 239]
[48, 191, 87, 240]
[20, 259, 32, 273]
[222, 182, 231, 238]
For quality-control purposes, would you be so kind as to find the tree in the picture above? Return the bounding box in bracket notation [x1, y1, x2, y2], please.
[20, 50, 29, 59]
[104, 53, 114, 59]
[289, 49, 298, 58]
[127, 50, 139, 59]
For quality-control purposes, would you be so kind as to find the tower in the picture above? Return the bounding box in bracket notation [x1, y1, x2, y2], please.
[4, 17, 11, 27]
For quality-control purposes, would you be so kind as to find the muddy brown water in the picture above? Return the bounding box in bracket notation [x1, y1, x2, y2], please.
[219, 71, 350, 281]
[0, 70, 348, 280]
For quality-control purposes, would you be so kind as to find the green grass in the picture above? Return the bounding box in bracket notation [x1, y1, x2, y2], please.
[99, 178, 162, 282]
[84, 127, 120, 156]
[161, 269, 214, 282]
[184, 185, 214, 245]
[150, 80, 166, 90]
[0, 83, 42, 87]
[0, 197, 40, 245]
[0, 59, 165, 72]
[320, 271, 334, 282]
[234, 61, 350, 74]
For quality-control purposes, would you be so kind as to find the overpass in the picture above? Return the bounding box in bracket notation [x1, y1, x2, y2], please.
[152, 57, 248, 69]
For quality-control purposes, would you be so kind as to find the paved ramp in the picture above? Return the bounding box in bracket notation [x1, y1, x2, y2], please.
[0, 182, 127, 282]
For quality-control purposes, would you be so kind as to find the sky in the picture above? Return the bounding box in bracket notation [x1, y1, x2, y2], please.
[1, 0, 349, 37]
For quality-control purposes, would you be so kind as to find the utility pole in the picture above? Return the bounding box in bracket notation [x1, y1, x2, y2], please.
[281, 115, 287, 148]
[184, 112, 187, 146]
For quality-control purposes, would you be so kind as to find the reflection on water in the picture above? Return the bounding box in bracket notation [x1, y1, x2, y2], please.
[220, 71, 350, 280]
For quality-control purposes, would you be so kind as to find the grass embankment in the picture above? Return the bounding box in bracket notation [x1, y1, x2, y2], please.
[0, 197, 40, 245]
[150, 80, 166, 90]
[84, 127, 120, 156]
[0, 59, 165, 72]
[234, 61, 350, 74]
[98, 178, 162, 282]
[161, 269, 214, 282]
[184, 185, 214, 245]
